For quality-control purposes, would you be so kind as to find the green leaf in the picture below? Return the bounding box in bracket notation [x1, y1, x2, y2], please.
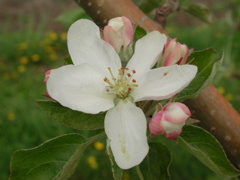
[64, 56, 73, 65]
[10, 133, 105, 180]
[179, 125, 240, 177]
[140, 142, 172, 180]
[55, 8, 91, 28]
[106, 140, 124, 180]
[139, 0, 166, 14]
[176, 48, 223, 102]
[184, 3, 212, 23]
[36, 100, 105, 130]
[134, 26, 147, 43]
[180, 0, 192, 7]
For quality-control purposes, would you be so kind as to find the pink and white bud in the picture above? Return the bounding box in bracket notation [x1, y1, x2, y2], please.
[44, 70, 52, 82]
[149, 102, 191, 139]
[103, 16, 134, 53]
[44, 70, 52, 98]
[163, 38, 193, 66]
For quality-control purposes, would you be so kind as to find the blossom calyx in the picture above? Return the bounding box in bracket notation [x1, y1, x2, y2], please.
[163, 38, 193, 66]
[149, 102, 191, 139]
[103, 16, 134, 54]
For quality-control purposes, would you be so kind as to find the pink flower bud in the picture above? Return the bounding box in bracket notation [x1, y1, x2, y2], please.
[103, 16, 134, 53]
[149, 102, 191, 139]
[44, 70, 52, 82]
[163, 38, 193, 66]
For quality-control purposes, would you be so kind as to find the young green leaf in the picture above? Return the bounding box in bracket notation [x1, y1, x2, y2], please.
[64, 56, 73, 65]
[180, 0, 193, 7]
[176, 48, 223, 102]
[36, 100, 105, 130]
[140, 142, 172, 180]
[139, 0, 166, 14]
[184, 3, 212, 23]
[179, 125, 240, 178]
[10, 133, 105, 180]
[55, 8, 91, 28]
[134, 26, 147, 43]
[106, 140, 124, 180]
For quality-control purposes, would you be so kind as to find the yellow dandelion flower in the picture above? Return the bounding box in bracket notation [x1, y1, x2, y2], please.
[217, 87, 225, 95]
[225, 94, 233, 102]
[49, 53, 58, 61]
[18, 42, 29, 50]
[3, 73, 10, 80]
[19, 57, 29, 64]
[39, 40, 46, 47]
[45, 46, 55, 53]
[225, 73, 231, 78]
[32, 54, 40, 62]
[101, 170, 108, 177]
[215, 32, 222, 38]
[11, 72, 18, 79]
[94, 141, 105, 150]
[48, 31, 58, 41]
[7, 111, 16, 121]
[18, 65, 26, 73]
[61, 32, 67, 40]
[0, 60, 5, 70]
[87, 156, 98, 169]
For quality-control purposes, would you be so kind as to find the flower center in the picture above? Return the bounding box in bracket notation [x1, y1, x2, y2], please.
[104, 67, 138, 99]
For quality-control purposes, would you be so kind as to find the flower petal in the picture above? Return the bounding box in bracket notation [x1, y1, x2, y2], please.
[67, 19, 121, 76]
[132, 65, 198, 101]
[127, 31, 167, 76]
[47, 64, 115, 114]
[105, 100, 149, 169]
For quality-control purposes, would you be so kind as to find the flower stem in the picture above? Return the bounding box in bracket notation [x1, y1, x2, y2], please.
[136, 165, 144, 180]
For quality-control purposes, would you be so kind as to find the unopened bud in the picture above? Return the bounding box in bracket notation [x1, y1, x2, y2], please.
[149, 102, 191, 139]
[103, 16, 134, 54]
[44, 70, 52, 82]
[162, 38, 193, 66]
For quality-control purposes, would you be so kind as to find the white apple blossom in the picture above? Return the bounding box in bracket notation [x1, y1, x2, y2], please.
[46, 19, 197, 169]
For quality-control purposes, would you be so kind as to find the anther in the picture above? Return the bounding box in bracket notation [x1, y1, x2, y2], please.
[104, 77, 108, 82]
[127, 73, 131, 77]
[132, 79, 136, 83]
[132, 70, 136, 73]
[128, 87, 132, 91]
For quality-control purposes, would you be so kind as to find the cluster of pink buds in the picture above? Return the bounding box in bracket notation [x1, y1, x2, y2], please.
[162, 38, 193, 66]
[149, 102, 191, 139]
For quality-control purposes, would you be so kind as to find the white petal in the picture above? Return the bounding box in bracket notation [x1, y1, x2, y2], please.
[127, 31, 167, 76]
[67, 19, 121, 76]
[132, 65, 198, 101]
[47, 64, 115, 114]
[105, 100, 149, 169]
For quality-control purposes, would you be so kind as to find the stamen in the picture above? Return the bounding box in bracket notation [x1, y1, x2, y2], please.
[104, 77, 108, 82]
[104, 67, 139, 99]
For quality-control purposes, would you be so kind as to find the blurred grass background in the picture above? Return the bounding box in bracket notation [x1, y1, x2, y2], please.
[0, 0, 239, 179]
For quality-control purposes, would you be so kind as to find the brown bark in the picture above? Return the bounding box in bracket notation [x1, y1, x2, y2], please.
[75, 0, 240, 169]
